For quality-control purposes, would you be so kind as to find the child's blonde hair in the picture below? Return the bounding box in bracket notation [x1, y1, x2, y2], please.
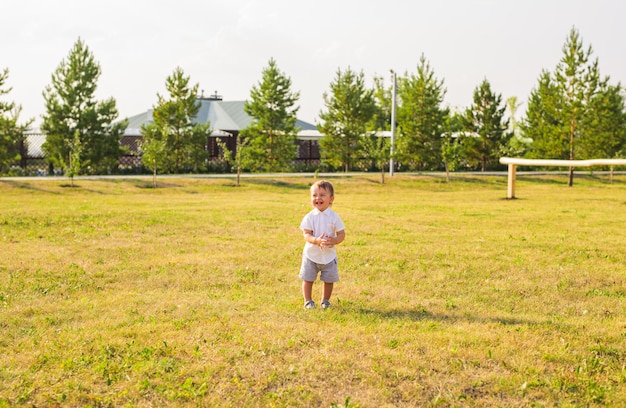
[311, 180, 334, 196]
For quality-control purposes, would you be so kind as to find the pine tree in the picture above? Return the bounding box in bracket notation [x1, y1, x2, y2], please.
[240, 58, 300, 172]
[578, 82, 626, 160]
[461, 78, 510, 171]
[396, 54, 449, 171]
[42, 38, 127, 175]
[522, 27, 625, 186]
[505, 96, 530, 157]
[441, 111, 464, 181]
[319, 67, 376, 172]
[140, 67, 210, 175]
[556, 27, 600, 185]
[369, 75, 392, 132]
[0, 68, 32, 173]
[363, 74, 393, 183]
[522, 70, 566, 159]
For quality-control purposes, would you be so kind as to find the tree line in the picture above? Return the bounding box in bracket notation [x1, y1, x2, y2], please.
[1, 27, 625, 184]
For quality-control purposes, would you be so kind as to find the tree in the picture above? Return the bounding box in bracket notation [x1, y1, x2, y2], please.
[522, 70, 565, 159]
[0, 68, 32, 174]
[441, 111, 464, 182]
[461, 78, 511, 171]
[140, 67, 210, 175]
[396, 54, 449, 171]
[217, 134, 249, 187]
[42, 38, 127, 175]
[363, 75, 393, 183]
[522, 27, 624, 186]
[556, 27, 601, 185]
[65, 130, 84, 187]
[369, 75, 393, 133]
[139, 125, 165, 187]
[319, 67, 377, 172]
[504, 96, 531, 157]
[578, 82, 626, 160]
[362, 134, 391, 184]
[240, 58, 300, 172]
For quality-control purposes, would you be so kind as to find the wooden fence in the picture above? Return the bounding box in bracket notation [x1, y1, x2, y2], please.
[499, 157, 626, 199]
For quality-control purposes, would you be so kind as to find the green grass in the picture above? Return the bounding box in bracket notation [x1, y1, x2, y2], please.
[0, 174, 625, 407]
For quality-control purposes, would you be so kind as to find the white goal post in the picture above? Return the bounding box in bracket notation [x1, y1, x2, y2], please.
[499, 157, 626, 199]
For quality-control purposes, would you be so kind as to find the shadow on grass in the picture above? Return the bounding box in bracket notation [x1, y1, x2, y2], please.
[359, 177, 385, 185]
[244, 178, 311, 190]
[515, 175, 569, 185]
[396, 174, 509, 189]
[0, 179, 61, 194]
[95, 178, 183, 189]
[133, 182, 183, 189]
[58, 183, 115, 195]
[445, 176, 507, 186]
[342, 304, 568, 329]
[0, 178, 183, 193]
[517, 172, 623, 186]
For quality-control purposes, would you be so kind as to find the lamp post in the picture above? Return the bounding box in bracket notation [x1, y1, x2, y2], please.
[389, 70, 397, 176]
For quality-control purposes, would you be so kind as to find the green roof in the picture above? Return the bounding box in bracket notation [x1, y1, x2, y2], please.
[124, 99, 317, 136]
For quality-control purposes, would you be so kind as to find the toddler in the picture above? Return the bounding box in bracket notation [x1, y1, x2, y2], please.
[299, 180, 346, 309]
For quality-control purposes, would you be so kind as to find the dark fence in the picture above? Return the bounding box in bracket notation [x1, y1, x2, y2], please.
[11, 133, 322, 175]
[15, 133, 49, 175]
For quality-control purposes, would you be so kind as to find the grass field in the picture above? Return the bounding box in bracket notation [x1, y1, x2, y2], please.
[0, 174, 625, 407]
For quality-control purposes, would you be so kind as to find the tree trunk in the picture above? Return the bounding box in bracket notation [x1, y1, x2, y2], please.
[19, 139, 27, 169]
[568, 167, 574, 187]
[152, 160, 157, 188]
[568, 118, 575, 187]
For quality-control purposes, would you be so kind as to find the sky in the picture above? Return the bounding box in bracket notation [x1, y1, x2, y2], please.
[2, 0, 625, 129]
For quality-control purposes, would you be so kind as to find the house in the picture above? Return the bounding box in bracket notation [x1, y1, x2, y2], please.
[122, 94, 323, 166]
[15, 130, 48, 175]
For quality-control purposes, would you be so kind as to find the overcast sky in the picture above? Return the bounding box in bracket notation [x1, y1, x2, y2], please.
[2, 0, 625, 129]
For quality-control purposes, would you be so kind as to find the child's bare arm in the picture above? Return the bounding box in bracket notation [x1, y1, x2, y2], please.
[303, 229, 325, 246]
[325, 229, 345, 247]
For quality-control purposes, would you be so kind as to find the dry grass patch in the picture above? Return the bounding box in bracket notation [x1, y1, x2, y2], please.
[0, 174, 625, 407]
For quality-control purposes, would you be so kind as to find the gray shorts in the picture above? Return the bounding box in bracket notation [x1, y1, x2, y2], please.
[299, 257, 339, 283]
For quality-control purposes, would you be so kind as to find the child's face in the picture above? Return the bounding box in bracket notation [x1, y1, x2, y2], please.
[310, 185, 334, 212]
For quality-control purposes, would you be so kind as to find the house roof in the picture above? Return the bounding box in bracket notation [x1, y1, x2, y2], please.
[124, 98, 320, 138]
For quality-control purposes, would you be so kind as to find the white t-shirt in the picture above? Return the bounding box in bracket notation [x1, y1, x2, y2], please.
[300, 207, 345, 265]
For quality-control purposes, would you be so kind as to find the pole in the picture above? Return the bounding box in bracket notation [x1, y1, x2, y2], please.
[507, 163, 516, 199]
[389, 70, 397, 176]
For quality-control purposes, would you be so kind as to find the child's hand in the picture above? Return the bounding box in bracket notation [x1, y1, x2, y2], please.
[320, 234, 334, 249]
